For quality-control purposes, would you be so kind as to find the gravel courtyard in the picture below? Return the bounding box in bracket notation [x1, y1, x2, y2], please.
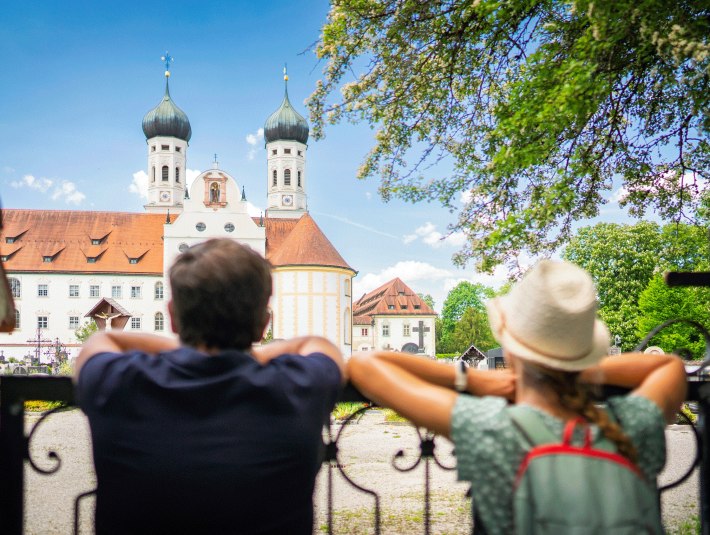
[24, 409, 700, 534]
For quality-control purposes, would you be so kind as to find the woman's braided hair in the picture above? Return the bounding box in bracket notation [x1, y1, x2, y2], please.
[521, 361, 638, 464]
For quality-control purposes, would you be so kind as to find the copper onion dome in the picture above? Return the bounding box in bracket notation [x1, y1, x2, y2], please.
[264, 74, 309, 145]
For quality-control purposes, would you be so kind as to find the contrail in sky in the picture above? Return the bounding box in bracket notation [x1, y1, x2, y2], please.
[312, 212, 400, 239]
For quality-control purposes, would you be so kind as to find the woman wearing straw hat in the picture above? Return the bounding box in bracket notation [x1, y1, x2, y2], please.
[348, 259, 687, 534]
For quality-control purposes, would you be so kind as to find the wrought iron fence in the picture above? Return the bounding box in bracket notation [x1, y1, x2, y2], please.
[1, 375, 707, 535]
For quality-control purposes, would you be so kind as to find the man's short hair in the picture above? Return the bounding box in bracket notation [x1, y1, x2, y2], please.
[169, 239, 272, 350]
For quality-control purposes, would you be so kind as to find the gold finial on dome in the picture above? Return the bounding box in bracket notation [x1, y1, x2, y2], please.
[283, 63, 288, 82]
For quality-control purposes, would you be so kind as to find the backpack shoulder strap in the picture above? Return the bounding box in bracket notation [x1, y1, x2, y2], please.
[507, 405, 559, 447]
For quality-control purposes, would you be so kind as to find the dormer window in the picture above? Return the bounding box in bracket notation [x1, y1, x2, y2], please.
[6, 237, 15, 244]
[129, 258, 138, 264]
[388, 305, 395, 310]
[42, 256, 53, 263]
[414, 304, 421, 309]
[1, 256, 7, 262]
[87, 257, 97, 264]
[91, 239, 101, 245]
[401, 305, 408, 309]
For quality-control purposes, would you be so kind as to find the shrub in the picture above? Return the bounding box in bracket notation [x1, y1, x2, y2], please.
[436, 353, 458, 360]
[332, 402, 367, 422]
[24, 400, 68, 413]
[382, 408, 408, 423]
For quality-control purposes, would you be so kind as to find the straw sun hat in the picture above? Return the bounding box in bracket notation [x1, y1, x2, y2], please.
[486, 260, 610, 371]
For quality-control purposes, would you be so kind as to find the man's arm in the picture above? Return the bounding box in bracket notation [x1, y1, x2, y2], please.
[251, 336, 346, 383]
[73, 331, 180, 383]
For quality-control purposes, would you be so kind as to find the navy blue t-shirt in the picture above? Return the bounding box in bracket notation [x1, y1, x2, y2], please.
[77, 347, 341, 535]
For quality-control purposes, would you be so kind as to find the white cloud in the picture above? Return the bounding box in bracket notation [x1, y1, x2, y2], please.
[12, 174, 85, 205]
[246, 201, 263, 217]
[11, 174, 53, 192]
[460, 190, 473, 204]
[403, 221, 466, 248]
[608, 186, 628, 204]
[365, 191, 372, 200]
[51, 180, 86, 205]
[246, 128, 264, 146]
[354, 261, 453, 298]
[129, 170, 149, 199]
[246, 128, 265, 160]
[186, 168, 200, 190]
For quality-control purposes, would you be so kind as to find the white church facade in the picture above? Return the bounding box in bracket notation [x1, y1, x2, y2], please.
[0, 66, 356, 363]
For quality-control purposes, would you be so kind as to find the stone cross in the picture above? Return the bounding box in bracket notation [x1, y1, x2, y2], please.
[412, 320, 430, 351]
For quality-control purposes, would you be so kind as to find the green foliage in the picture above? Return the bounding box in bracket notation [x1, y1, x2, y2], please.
[24, 400, 68, 412]
[56, 360, 73, 376]
[451, 307, 497, 353]
[417, 293, 435, 310]
[381, 408, 408, 423]
[669, 514, 700, 535]
[437, 282, 496, 353]
[564, 221, 709, 350]
[74, 320, 98, 344]
[637, 275, 710, 360]
[332, 402, 367, 421]
[441, 282, 494, 323]
[309, 0, 710, 270]
[436, 353, 459, 360]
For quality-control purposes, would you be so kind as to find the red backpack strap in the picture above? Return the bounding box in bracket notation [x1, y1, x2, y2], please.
[562, 418, 592, 448]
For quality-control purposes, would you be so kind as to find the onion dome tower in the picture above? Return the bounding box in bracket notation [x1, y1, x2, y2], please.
[264, 67, 309, 219]
[142, 53, 191, 214]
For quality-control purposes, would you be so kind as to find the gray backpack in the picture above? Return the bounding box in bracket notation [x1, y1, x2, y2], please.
[508, 406, 663, 535]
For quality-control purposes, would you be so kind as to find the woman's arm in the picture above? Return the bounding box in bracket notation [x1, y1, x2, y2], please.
[579, 352, 688, 423]
[348, 351, 516, 437]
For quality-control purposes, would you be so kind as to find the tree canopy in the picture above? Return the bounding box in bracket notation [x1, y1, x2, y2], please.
[309, 0, 710, 269]
[563, 221, 709, 350]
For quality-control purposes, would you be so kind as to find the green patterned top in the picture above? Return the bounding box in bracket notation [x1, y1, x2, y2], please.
[451, 395, 666, 534]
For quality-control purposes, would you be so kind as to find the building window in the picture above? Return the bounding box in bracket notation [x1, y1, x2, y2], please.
[224, 223, 235, 233]
[297, 150, 302, 156]
[91, 239, 101, 245]
[90, 285, 100, 298]
[161, 144, 169, 150]
[272, 169, 277, 186]
[130, 285, 142, 298]
[272, 149, 277, 155]
[38, 284, 48, 297]
[297, 170, 302, 187]
[414, 304, 421, 310]
[175, 167, 180, 183]
[344, 308, 351, 344]
[284, 148, 291, 154]
[162, 166, 169, 181]
[361, 328, 368, 336]
[14, 309, 20, 330]
[69, 316, 80, 329]
[37, 316, 48, 329]
[344, 279, 351, 296]
[131, 317, 141, 330]
[69, 285, 79, 298]
[403, 324, 411, 336]
[1, 256, 7, 262]
[5, 237, 15, 244]
[152, 167, 155, 182]
[382, 324, 390, 337]
[154, 312, 164, 331]
[401, 305, 408, 310]
[9, 278, 20, 299]
[129, 258, 138, 264]
[155, 282, 164, 300]
[87, 257, 97, 264]
[388, 304, 395, 310]
[43, 256, 53, 263]
[284, 169, 291, 186]
[176, 146, 181, 153]
[111, 285, 122, 299]
[151, 145, 156, 152]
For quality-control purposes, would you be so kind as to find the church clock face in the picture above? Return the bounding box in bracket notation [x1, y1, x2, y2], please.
[282, 194, 293, 206]
[159, 191, 170, 202]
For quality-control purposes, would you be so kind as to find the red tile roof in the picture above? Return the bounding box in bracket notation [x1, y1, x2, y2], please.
[353, 278, 436, 317]
[0, 210, 166, 274]
[267, 214, 353, 271]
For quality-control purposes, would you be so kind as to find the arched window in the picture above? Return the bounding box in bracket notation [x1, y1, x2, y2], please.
[154, 282, 164, 300]
[175, 167, 180, 183]
[344, 307, 351, 344]
[284, 169, 291, 186]
[272, 170, 277, 186]
[162, 166, 169, 181]
[152, 167, 156, 182]
[154, 312, 164, 331]
[9, 278, 20, 299]
[14, 309, 20, 330]
[297, 170, 302, 188]
[344, 279, 351, 297]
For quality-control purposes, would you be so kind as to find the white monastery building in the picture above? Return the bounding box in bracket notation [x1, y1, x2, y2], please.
[0, 67, 358, 362]
[352, 278, 436, 357]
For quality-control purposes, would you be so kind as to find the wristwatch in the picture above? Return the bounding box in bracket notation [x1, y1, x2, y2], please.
[454, 360, 468, 392]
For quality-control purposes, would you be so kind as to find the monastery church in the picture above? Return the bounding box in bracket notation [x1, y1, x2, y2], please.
[0, 65, 435, 362]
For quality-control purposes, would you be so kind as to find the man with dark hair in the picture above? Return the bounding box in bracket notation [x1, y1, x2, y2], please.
[75, 238, 345, 535]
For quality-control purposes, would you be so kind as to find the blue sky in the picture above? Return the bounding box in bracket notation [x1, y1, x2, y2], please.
[0, 1, 635, 311]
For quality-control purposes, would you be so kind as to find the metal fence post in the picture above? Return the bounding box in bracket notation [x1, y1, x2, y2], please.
[0, 377, 26, 535]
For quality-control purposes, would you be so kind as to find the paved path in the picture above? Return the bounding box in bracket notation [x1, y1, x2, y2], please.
[23, 409, 700, 534]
